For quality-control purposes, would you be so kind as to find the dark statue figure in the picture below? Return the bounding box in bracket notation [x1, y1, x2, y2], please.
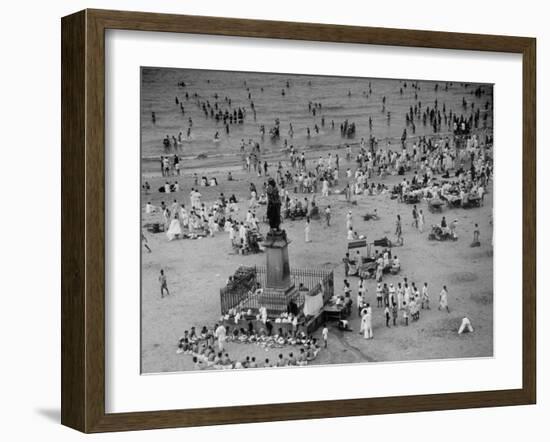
[266, 178, 282, 231]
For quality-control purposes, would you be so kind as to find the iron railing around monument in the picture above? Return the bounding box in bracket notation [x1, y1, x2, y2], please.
[220, 266, 334, 316]
[220, 282, 256, 317]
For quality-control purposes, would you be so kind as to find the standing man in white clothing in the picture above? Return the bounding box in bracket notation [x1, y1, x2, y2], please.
[215, 323, 227, 351]
[439, 285, 450, 313]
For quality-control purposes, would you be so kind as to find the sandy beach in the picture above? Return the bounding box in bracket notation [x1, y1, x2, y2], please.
[141, 155, 493, 373]
[140, 68, 493, 374]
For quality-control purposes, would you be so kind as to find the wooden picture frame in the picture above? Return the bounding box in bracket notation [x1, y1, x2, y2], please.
[61, 9, 536, 433]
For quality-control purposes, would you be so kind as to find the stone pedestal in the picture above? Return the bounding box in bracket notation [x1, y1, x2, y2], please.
[262, 229, 298, 312]
[264, 230, 291, 289]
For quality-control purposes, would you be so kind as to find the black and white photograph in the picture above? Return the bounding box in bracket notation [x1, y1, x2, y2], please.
[140, 67, 494, 374]
[1, 0, 545, 438]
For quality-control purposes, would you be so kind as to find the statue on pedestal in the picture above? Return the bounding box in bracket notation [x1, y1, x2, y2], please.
[261, 178, 296, 305]
[266, 178, 282, 232]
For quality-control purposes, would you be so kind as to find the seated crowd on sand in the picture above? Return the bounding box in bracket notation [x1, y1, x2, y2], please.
[239, 130, 492, 216]
[177, 321, 323, 371]
[145, 185, 267, 250]
[144, 126, 492, 253]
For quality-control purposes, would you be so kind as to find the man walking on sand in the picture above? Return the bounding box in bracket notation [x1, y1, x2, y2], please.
[343, 252, 350, 277]
[471, 223, 481, 247]
[421, 282, 430, 309]
[412, 205, 418, 229]
[322, 324, 329, 348]
[363, 303, 373, 339]
[304, 217, 311, 243]
[159, 269, 170, 298]
[418, 209, 425, 233]
[395, 214, 403, 245]
[141, 232, 152, 253]
[438, 285, 450, 313]
[346, 210, 353, 231]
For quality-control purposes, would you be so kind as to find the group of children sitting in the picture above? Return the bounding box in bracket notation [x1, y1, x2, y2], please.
[195, 175, 218, 187]
[177, 324, 322, 370]
[190, 347, 320, 370]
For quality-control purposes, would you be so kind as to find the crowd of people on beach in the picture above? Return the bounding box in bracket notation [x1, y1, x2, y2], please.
[174, 270, 458, 371]
[329, 275, 452, 340]
[143, 76, 492, 371]
[146, 125, 493, 250]
[147, 76, 493, 245]
[176, 321, 323, 371]
[153, 76, 491, 164]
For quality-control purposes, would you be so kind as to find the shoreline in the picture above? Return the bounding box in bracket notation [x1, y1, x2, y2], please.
[141, 127, 492, 177]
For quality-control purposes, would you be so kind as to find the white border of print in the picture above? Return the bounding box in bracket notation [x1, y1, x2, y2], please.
[105, 29, 522, 413]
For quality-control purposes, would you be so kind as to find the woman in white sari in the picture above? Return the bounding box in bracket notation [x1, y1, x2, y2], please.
[188, 212, 198, 233]
[321, 178, 329, 197]
[179, 205, 189, 229]
[249, 190, 258, 209]
[162, 208, 171, 231]
[166, 213, 182, 241]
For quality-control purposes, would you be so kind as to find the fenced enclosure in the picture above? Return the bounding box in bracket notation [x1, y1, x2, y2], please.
[220, 266, 334, 316]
